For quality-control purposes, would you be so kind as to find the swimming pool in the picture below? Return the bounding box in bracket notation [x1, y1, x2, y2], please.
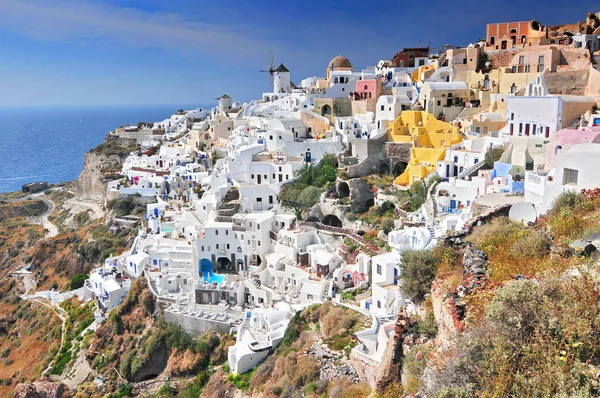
[202, 271, 225, 285]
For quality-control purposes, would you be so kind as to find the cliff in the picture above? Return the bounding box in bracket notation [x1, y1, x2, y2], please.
[76, 136, 136, 201]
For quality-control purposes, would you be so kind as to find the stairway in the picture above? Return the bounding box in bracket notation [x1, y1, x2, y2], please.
[265, 291, 273, 306]
[320, 280, 331, 301]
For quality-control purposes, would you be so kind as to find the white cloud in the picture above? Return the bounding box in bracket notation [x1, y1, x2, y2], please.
[0, 0, 273, 57]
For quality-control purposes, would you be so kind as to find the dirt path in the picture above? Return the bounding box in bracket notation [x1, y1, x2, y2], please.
[30, 299, 68, 376]
[61, 321, 97, 389]
[32, 195, 58, 238]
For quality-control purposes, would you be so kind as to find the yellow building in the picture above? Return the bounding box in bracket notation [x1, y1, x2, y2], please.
[388, 111, 462, 185]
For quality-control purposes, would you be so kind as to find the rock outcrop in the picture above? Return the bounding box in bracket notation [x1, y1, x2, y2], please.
[13, 380, 65, 398]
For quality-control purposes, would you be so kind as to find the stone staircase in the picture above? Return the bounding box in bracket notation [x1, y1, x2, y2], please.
[458, 159, 486, 180]
[320, 280, 331, 301]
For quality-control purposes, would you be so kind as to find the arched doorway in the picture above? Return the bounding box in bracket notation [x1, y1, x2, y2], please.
[338, 182, 350, 198]
[321, 104, 332, 117]
[322, 215, 343, 228]
[216, 257, 232, 273]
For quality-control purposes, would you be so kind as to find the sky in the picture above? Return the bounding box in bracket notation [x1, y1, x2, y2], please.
[0, 0, 598, 107]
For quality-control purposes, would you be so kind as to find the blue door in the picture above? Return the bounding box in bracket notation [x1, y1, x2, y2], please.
[450, 200, 457, 209]
[394, 268, 398, 285]
[365, 302, 370, 310]
[305, 152, 311, 162]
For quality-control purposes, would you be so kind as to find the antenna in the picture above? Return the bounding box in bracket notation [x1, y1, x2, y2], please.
[259, 51, 275, 91]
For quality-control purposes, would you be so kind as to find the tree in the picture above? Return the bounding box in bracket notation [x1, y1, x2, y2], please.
[298, 186, 322, 208]
[314, 164, 337, 187]
[484, 147, 504, 169]
[399, 249, 438, 303]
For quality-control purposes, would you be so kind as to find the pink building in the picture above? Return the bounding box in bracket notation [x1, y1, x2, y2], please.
[545, 127, 600, 170]
[350, 78, 384, 113]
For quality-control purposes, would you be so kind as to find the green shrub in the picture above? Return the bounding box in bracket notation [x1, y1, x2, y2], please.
[69, 274, 88, 290]
[399, 249, 438, 303]
[484, 147, 504, 168]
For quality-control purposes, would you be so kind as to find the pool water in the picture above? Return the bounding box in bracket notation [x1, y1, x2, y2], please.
[202, 271, 225, 285]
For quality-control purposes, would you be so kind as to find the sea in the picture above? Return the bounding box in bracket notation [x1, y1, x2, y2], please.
[0, 105, 207, 193]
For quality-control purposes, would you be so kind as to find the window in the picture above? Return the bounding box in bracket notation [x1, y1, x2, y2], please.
[381, 105, 385, 111]
[216, 230, 219, 236]
[269, 135, 273, 140]
[519, 56, 525, 65]
[227, 244, 230, 249]
[563, 168, 578, 185]
[273, 173, 275, 179]
[525, 65, 530, 73]
[269, 195, 273, 204]
[201, 246, 205, 251]
[251, 174, 254, 179]
[437, 100, 441, 106]
[376, 264, 382, 275]
[258, 241, 261, 246]
[216, 244, 219, 249]
[490, 36, 495, 45]
[226, 230, 229, 235]
[364, 85, 368, 90]
[419, 59, 425, 66]
[257, 224, 261, 229]
[377, 300, 381, 308]
[511, 113, 515, 121]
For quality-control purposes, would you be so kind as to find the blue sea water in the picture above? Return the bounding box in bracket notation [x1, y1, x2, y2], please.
[0, 105, 208, 193]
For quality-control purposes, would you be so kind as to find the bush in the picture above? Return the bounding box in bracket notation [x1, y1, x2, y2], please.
[484, 147, 504, 168]
[382, 218, 395, 234]
[419, 310, 438, 339]
[69, 274, 88, 290]
[399, 249, 438, 303]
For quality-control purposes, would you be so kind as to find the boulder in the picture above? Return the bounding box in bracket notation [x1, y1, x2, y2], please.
[569, 240, 597, 257]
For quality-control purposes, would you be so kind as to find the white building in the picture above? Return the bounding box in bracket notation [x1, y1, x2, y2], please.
[228, 304, 292, 374]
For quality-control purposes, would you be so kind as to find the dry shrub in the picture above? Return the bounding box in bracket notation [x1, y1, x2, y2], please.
[249, 356, 275, 389]
[320, 303, 360, 337]
[363, 229, 378, 239]
[429, 272, 600, 397]
[284, 352, 298, 376]
[292, 356, 319, 388]
[467, 218, 558, 282]
[166, 348, 203, 377]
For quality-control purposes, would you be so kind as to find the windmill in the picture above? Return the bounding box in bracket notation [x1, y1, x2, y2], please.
[259, 51, 275, 91]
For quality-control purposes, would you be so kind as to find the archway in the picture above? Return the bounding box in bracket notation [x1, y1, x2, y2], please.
[379, 162, 390, 175]
[393, 161, 408, 177]
[321, 104, 332, 117]
[338, 182, 350, 198]
[216, 257, 232, 273]
[322, 214, 343, 228]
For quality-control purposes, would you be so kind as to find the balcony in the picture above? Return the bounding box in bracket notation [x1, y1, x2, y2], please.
[525, 171, 548, 197]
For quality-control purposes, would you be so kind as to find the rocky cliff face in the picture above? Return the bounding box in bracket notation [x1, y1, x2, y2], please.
[76, 151, 118, 201]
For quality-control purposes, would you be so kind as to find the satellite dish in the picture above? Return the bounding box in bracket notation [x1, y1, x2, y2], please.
[509, 202, 537, 225]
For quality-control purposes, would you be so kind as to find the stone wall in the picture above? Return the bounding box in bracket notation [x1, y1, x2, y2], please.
[544, 70, 590, 96]
[165, 310, 234, 337]
[487, 49, 520, 68]
[385, 142, 412, 164]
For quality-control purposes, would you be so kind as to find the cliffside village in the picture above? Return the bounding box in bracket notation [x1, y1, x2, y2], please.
[81, 14, 600, 375]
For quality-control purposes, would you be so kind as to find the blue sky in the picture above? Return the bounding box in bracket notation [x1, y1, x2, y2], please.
[0, 0, 598, 106]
